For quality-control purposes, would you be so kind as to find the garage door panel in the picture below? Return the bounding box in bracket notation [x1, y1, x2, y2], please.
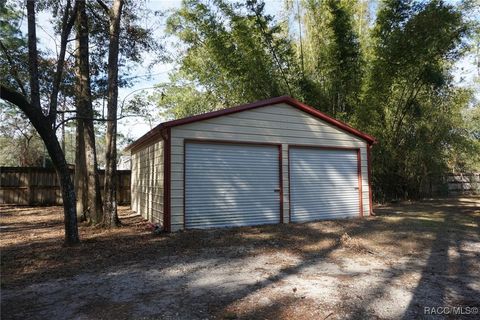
[185, 143, 280, 229]
[290, 148, 360, 222]
[186, 190, 281, 196]
[186, 173, 279, 180]
[292, 197, 359, 208]
[187, 217, 278, 228]
[187, 160, 279, 167]
[290, 195, 361, 204]
[187, 210, 281, 219]
[293, 213, 357, 222]
[291, 183, 359, 190]
[185, 198, 279, 208]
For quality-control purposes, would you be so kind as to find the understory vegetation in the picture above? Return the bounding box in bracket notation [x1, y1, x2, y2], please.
[154, 0, 480, 201]
[1, 0, 479, 212]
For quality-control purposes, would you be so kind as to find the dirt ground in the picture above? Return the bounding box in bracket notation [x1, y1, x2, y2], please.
[1, 197, 479, 320]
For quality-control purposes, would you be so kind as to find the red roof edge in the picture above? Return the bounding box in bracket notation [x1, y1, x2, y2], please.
[125, 96, 376, 151]
[124, 123, 164, 152]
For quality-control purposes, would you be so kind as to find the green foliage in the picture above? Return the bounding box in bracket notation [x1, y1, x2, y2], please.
[162, 0, 298, 110]
[151, 83, 219, 120]
[83, 1, 167, 98]
[451, 100, 480, 172]
[358, 0, 472, 200]
[1, 0, 478, 201]
[155, 0, 479, 201]
[0, 1, 29, 93]
[159, 0, 364, 119]
[299, 0, 364, 120]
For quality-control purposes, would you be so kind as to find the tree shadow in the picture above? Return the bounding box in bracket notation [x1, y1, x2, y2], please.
[334, 198, 480, 320]
[1, 198, 479, 320]
[402, 200, 480, 318]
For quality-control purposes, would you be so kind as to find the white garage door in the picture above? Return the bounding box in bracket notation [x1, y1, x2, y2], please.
[185, 142, 280, 229]
[290, 148, 360, 222]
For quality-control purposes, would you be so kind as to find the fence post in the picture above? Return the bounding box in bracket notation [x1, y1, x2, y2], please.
[28, 167, 34, 205]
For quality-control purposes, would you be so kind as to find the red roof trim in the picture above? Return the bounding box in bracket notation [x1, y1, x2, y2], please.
[125, 96, 376, 151]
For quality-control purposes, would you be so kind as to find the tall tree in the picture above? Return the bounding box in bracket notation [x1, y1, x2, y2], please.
[358, 0, 469, 199]
[159, 0, 297, 117]
[298, 0, 363, 119]
[97, 0, 124, 227]
[75, 0, 103, 223]
[324, 0, 362, 119]
[157, 0, 478, 201]
[0, 0, 80, 244]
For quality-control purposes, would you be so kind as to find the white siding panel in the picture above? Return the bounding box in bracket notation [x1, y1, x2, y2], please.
[180, 124, 362, 142]
[169, 103, 372, 230]
[185, 143, 280, 229]
[173, 130, 366, 148]
[130, 138, 164, 225]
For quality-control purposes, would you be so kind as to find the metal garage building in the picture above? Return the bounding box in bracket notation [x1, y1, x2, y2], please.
[126, 96, 375, 232]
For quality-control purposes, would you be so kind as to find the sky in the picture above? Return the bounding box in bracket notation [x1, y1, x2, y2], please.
[114, 0, 286, 143]
[22, 0, 480, 144]
[30, 0, 289, 145]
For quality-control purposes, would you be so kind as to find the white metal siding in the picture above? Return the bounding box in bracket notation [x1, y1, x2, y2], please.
[130, 138, 164, 225]
[169, 103, 371, 231]
[185, 143, 280, 229]
[290, 148, 360, 221]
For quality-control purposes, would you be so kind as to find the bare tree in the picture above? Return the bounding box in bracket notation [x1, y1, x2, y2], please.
[0, 0, 80, 245]
[75, 0, 103, 223]
[97, 0, 123, 227]
[75, 115, 88, 220]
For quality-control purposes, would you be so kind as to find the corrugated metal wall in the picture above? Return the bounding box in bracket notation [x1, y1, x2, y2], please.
[131, 138, 164, 225]
[289, 148, 360, 222]
[169, 103, 371, 231]
[184, 143, 280, 229]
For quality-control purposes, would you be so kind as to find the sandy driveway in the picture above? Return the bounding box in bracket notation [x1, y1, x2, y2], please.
[1, 198, 479, 319]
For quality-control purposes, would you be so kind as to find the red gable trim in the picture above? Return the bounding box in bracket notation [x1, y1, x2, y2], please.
[125, 96, 376, 151]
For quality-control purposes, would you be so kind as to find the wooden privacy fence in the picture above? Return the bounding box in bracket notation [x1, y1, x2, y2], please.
[447, 173, 480, 195]
[0, 167, 131, 205]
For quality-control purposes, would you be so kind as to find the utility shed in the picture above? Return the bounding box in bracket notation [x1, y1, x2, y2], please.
[126, 96, 376, 232]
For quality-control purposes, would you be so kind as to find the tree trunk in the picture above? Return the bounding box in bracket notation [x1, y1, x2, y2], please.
[26, 0, 40, 110]
[103, 0, 124, 227]
[75, 0, 103, 224]
[75, 118, 87, 221]
[18, 1, 79, 245]
[1, 86, 79, 245]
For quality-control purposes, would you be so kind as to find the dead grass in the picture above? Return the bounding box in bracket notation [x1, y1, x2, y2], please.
[1, 198, 478, 289]
[1, 197, 479, 319]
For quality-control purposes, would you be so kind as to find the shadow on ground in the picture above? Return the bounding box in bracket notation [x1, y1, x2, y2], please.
[1, 197, 479, 319]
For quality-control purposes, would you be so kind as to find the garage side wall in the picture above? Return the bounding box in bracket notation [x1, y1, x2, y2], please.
[169, 103, 371, 231]
[130, 138, 164, 226]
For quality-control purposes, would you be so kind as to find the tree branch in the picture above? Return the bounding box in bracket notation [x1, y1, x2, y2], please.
[96, 0, 110, 14]
[26, 0, 41, 110]
[87, 2, 108, 23]
[1, 85, 80, 245]
[249, 5, 293, 96]
[54, 113, 145, 131]
[0, 85, 46, 129]
[0, 40, 28, 97]
[49, 0, 79, 127]
[38, 24, 59, 57]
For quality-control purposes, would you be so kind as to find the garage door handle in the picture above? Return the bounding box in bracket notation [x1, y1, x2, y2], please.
[354, 187, 359, 190]
[274, 188, 281, 192]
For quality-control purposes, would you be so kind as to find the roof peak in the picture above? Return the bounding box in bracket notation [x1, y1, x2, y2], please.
[126, 96, 376, 151]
